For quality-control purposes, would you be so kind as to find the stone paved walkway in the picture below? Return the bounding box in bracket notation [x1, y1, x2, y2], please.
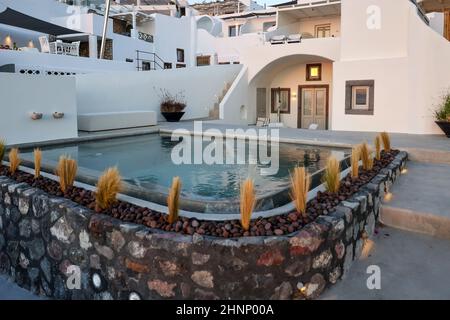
[0, 275, 42, 300]
[321, 226, 450, 300]
[160, 121, 450, 152]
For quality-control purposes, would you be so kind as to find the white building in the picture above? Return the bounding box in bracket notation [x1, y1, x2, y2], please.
[0, 0, 449, 146]
[195, 0, 450, 134]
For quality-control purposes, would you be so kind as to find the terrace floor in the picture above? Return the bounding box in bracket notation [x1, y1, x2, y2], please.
[321, 226, 450, 300]
[159, 121, 450, 151]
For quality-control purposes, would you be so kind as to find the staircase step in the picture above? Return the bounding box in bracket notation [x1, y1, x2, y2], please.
[380, 161, 450, 240]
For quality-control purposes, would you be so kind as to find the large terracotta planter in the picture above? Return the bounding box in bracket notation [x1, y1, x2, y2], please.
[162, 112, 185, 122]
[435, 121, 450, 138]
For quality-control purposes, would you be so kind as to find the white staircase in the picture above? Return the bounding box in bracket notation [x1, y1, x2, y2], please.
[208, 82, 232, 120]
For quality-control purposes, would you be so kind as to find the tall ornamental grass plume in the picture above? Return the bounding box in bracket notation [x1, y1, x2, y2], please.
[0, 139, 6, 164]
[56, 155, 77, 193]
[167, 176, 181, 224]
[351, 146, 360, 179]
[9, 148, 20, 175]
[322, 156, 340, 193]
[360, 142, 371, 170]
[34, 148, 42, 179]
[380, 132, 391, 152]
[95, 167, 122, 211]
[8, 148, 21, 174]
[368, 156, 374, 171]
[374, 135, 381, 161]
[290, 166, 310, 216]
[240, 178, 256, 231]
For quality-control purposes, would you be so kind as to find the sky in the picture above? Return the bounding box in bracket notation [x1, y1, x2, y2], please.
[188, 0, 284, 7]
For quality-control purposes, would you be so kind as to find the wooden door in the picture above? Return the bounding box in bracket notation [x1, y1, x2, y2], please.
[298, 85, 329, 130]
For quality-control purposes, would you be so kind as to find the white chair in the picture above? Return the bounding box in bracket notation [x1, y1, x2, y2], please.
[70, 41, 80, 57]
[256, 117, 270, 127]
[39, 36, 50, 53]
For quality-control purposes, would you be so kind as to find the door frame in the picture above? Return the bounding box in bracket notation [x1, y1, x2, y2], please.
[297, 84, 329, 130]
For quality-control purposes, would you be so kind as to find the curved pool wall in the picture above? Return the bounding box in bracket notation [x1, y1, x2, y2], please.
[0, 152, 407, 300]
[19, 133, 351, 216]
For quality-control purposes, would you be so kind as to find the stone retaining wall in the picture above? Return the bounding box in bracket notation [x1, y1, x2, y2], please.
[0, 152, 408, 300]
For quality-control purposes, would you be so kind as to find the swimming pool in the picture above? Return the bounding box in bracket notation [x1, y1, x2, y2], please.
[22, 134, 349, 213]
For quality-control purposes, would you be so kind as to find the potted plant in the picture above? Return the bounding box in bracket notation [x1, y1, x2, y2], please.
[434, 90, 450, 138]
[159, 89, 186, 122]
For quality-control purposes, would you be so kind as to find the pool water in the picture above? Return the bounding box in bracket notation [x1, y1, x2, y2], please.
[24, 134, 348, 201]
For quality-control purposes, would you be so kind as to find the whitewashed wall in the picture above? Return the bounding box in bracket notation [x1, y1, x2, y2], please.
[0, 73, 78, 145]
[76, 64, 242, 121]
[332, 0, 450, 134]
[0, 50, 135, 74]
[220, 66, 249, 125]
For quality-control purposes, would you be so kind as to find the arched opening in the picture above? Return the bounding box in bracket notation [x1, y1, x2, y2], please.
[249, 54, 334, 130]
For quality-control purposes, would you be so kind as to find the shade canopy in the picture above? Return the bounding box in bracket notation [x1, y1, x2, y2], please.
[0, 6, 82, 35]
[419, 0, 450, 12]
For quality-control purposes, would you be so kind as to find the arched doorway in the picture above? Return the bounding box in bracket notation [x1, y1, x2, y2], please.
[249, 54, 334, 130]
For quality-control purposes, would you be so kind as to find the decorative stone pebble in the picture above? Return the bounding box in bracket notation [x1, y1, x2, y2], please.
[94, 243, 114, 260]
[108, 230, 125, 252]
[257, 249, 285, 267]
[148, 279, 176, 298]
[127, 241, 146, 259]
[335, 241, 345, 260]
[79, 230, 92, 250]
[271, 281, 292, 300]
[312, 249, 333, 269]
[192, 252, 210, 265]
[191, 271, 214, 289]
[328, 266, 342, 284]
[18, 219, 32, 238]
[285, 258, 311, 277]
[303, 274, 326, 299]
[18, 197, 29, 215]
[50, 216, 74, 244]
[159, 260, 180, 277]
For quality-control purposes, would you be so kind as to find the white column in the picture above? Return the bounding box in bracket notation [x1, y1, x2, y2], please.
[88, 34, 98, 59]
[132, 11, 137, 39]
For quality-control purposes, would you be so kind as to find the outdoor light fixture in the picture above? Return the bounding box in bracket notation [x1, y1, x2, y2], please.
[384, 192, 393, 202]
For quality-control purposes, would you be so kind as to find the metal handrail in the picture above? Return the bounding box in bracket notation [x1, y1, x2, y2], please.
[136, 50, 167, 71]
[410, 0, 430, 25]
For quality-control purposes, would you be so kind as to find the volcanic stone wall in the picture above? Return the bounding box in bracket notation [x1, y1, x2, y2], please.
[0, 152, 407, 300]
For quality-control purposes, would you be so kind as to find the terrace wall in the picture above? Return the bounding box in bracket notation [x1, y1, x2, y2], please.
[75, 64, 242, 122]
[0, 73, 78, 145]
[0, 152, 407, 300]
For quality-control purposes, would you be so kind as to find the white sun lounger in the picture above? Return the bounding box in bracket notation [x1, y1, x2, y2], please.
[287, 34, 302, 43]
[270, 35, 286, 45]
[78, 111, 157, 132]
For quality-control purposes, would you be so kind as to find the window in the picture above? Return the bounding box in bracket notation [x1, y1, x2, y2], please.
[164, 62, 172, 69]
[141, 61, 151, 71]
[196, 55, 211, 66]
[271, 88, 291, 114]
[345, 80, 375, 115]
[228, 25, 241, 37]
[352, 86, 369, 110]
[176, 48, 184, 63]
[315, 24, 331, 38]
[306, 64, 322, 81]
[176, 63, 186, 68]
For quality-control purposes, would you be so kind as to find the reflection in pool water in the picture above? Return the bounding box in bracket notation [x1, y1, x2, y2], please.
[23, 134, 348, 201]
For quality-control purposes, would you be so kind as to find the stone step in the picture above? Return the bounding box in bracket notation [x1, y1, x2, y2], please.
[380, 161, 450, 240]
